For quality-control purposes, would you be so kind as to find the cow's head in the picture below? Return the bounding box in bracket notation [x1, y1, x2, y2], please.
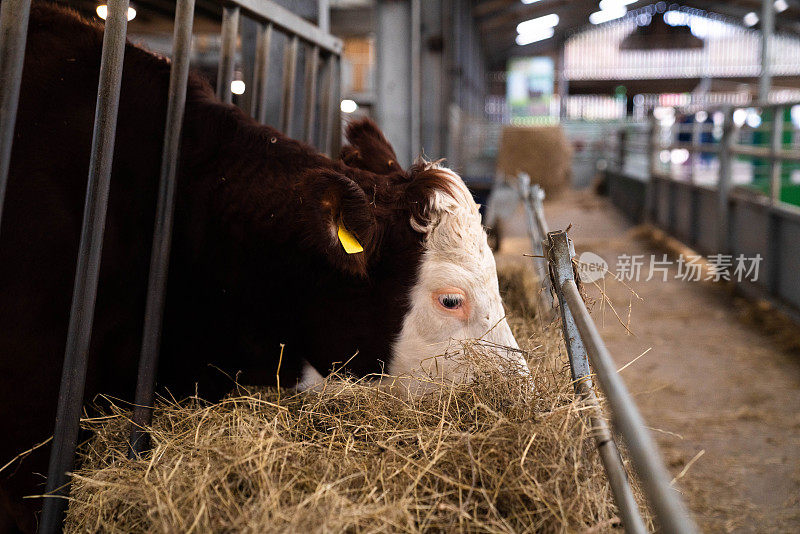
[296, 119, 525, 390]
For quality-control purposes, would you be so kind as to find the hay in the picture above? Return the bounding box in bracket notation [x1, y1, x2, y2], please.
[496, 126, 573, 198]
[64, 267, 645, 533]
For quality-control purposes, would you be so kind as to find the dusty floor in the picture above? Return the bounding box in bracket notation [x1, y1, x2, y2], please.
[496, 190, 800, 533]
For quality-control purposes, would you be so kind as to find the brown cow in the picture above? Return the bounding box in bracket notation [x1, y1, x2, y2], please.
[0, 4, 524, 531]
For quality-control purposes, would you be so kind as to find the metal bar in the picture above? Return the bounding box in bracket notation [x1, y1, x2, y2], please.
[410, 0, 421, 162]
[517, 175, 553, 310]
[227, 0, 341, 54]
[253, 22, 273, 124]
[317, 0, 330, 33]
[216, 4, 239, 104]
[319, 52, 333, 155]
[128, 0, 195, 458]
[717, 108, 735, 254]
[0, 0, 31, 232]
[280, 34, 299, 136]
[769, 107, 783, 204]
[644, 114, 658, 224]
[39, 1, 130, 531]
[546, 232, 647, 534]
[759, 0, 773, 102]
[303, 44, 319, 144]
[549, 231, 697, 534]
[330, 54, 342, 156]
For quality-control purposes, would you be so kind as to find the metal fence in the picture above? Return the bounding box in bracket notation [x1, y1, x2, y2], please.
[604, 101, 800, 321]
[518, 180, 698, 534]
[0, 1, 342, 531]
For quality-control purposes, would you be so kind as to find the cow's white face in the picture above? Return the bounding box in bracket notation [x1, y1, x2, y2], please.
[388, 164, 526, 386]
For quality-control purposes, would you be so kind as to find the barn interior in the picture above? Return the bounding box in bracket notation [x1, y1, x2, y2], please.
[3, 0, 800, 532]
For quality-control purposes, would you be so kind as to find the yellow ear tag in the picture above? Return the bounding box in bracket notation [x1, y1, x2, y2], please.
[337, 223, 364, 254]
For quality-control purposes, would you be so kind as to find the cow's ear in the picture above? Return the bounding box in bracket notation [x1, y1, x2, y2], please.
[340, 118, 402, 175]
[299, 169, 378, 277]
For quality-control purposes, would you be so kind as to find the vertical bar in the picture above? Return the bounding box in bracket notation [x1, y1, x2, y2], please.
[319, 52, 333, 155]
[410, 0, 421, 162]
[644, 113, 658, 224]
[0, 0, 31, 231]
[216, 5, 239, 104]
[128, 0, 195, 458]
[717, 108, 735, 254]
[330, 54, 342, 156]
[317, 0, 330, 33]
[769, 106, 783, 204]
[546, 232, 648, 534]
[40, 1, 130, 532]
[303, 44, 319, 144]
[253, 22, 273, 124]
[759, 0, 773, 103]
[280, 34, 299, 136]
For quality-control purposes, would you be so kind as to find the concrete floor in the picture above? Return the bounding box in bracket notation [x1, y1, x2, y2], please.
[497, 190, 800, 533]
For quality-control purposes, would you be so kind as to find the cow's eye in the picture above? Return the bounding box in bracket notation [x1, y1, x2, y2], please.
[438, 294, 463, 310]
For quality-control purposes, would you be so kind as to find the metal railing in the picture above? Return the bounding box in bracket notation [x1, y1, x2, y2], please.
[519, 184, 697, 533]
[0, 1, 342, 532]
[604, 101, 800, 320]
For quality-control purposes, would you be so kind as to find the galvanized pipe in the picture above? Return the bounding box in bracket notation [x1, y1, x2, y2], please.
[216, 5, 239, 104]
[128, 0, 196, 458]
[330, 54, 342, 156]
[0, 0, 31, 232]
[517, 174, 553, 309]
[253, 22, 273, 124]
[552, 234, 698, 533]
[547, 231, 646, 534]
[317, 0, 329, 33]
[769, 107, 784, 204]
[303, 44, 319, 144]
[759, 0, 774, 102]
[39, 1, 130, 531]
[410, 0, 421, 162]
[280, 34, 299, 136]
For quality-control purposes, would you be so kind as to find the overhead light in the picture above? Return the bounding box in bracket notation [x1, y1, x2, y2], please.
[599, 0, 638, 10]
[516, 27, 555, 45]
[520, 0, 542, 4]
[96, 4, 137, 21]
[774, 0, 788, 13]
[516, 13, 559, 34]
[340, 99, 358, 113]
[589, 6, 627, 25]
[743, 12, 759, 27]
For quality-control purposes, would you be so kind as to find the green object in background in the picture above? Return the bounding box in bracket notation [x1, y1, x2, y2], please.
[744, 107, 800, 207]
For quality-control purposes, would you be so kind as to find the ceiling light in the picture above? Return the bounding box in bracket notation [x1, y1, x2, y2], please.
[516, 13, 559, 34]
[774, 0, 788, 13]
[96, 4, 137, 21]
[599, 0, 638, 10]
[516, 27, 555, 45]
[520, 0, 542, 4]
[589, 7, 627, 25]
[743, 12, 759, 27]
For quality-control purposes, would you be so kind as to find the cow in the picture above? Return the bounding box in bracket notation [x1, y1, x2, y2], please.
[0, 3, 524, 531]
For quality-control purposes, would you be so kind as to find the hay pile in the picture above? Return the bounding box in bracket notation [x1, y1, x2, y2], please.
[65, 266, 643, 533]
[496, 126, 573, 197]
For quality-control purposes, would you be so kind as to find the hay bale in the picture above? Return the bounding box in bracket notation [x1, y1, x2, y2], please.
[496, 125, 573, 197]
[65, 267, 646, 533]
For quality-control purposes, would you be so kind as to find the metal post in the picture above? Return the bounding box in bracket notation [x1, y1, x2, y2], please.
[759, 0, 773, 103]
[0, 0, 31, 232]
[253, 22, 273, 124]
[769, 106, 783, 204]
[303, 44, 320, 144]
[546, 232, 648, 534]
[280, 34, 299, 136]
[319, 53, 334, 155]
[717, 108, 735, 254]
[558, 37, 568, 120]
[40, 1, 130, 531]
[317, 0, 329, 33]
[518, 175, 554, 309]
[128, 0, 195, 458]
[216, 5, 239, 104]
[410, 0, 421, 162]
[330, 54, 342, 156]
[644, 113, 658, 224]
